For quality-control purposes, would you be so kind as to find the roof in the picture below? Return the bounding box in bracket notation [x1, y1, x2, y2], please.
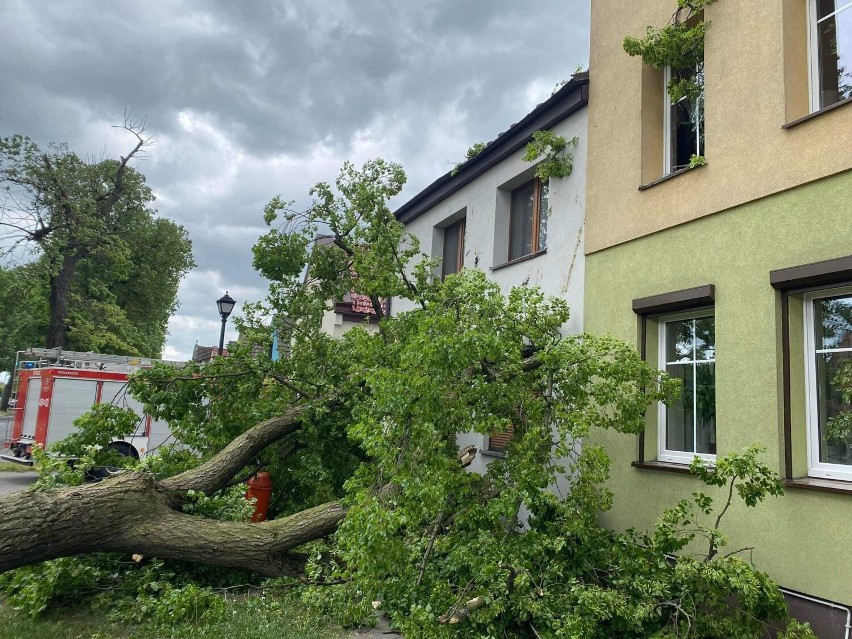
[394, 72, 589, 225]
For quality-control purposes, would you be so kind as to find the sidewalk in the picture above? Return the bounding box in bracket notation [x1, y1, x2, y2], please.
[345, 612, 399, 637]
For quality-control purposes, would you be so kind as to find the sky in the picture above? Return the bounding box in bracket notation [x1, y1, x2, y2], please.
[0, 0, 590, 362]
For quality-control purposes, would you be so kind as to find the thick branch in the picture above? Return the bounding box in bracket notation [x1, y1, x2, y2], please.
[0, 472, 344, 577]
[162, 403, 310, 495]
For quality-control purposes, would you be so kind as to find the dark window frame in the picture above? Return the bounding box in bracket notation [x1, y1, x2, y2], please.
[771, 255, 852, 483]
[508, 177, 548, 261]
[632, 285, 716, 465]
[441, 217, 466, 280]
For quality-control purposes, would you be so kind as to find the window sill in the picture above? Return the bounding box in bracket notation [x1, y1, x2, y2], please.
[491, 249, 547, 271]
[782, 97, 852, 130]
[784, 477, 852, 496]
[631, 460, 693, 474]
[638, 163, 705, 192]
[481, 449, 507, 459]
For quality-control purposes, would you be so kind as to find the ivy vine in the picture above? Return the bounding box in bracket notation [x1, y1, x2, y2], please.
[522, 130, 578, 181]
[623, 0, 717, 103]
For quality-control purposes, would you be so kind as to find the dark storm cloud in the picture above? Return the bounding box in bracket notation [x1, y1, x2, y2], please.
[0, 0, 590, 359]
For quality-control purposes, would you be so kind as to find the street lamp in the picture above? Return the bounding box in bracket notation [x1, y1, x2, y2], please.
[216, 291, 236, 355]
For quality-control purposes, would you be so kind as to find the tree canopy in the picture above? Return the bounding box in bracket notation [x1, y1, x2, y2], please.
[0, 159, 814, 638]
[0, 120, 194, 362]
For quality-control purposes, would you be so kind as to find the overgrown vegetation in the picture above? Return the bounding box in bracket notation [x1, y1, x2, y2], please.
[623, 0, 717, 103]
[0, 159, 813, 637]
[450, 141, 487, 176]
[523, 130, 578, 181]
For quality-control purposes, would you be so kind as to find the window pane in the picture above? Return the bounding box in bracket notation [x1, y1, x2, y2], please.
[694, 316, 715, 360]
[442, 219, 464, 278]
[666, 363, 695, 452]
[538, 180, 549, 250]
[509, 181, 535, 260]
[666, 319, 694, 362]
[816, 351, 852, 466]
[669, 64, 704, 171]
[816, 1, 852, 108]
[695, 362, 716, 454]
[814, 294, 852, 350]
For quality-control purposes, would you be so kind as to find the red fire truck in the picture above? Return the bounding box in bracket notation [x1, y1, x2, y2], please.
[2, 348, 180, 465]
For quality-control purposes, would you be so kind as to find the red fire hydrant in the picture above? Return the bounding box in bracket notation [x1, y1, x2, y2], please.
[245, 471, 272, 522]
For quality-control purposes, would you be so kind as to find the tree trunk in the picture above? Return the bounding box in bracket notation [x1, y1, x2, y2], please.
[0, 380, 11, 411]
[47, 251, 81, 349]
[0, 472, 344, 576]
[0, 402, 347, 577]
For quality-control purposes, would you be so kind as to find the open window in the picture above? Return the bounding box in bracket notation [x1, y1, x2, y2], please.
[664, 63, 705, 174]
[809, 0, 852, 112]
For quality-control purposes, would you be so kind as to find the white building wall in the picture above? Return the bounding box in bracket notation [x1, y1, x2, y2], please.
[320, 308, 380, 339]
[395, 107, 588, 479]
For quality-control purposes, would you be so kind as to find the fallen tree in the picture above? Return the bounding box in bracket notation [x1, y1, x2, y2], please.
[0, 160, 815, 638]
[0, 407, 345, 577]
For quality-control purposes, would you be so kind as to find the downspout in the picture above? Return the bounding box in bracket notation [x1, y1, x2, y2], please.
[780, 588, 851, 639]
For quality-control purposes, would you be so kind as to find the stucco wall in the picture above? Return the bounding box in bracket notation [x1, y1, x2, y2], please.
[319, 308, 379, 340]
[396, 109, 587, 328]
[584, 171, 852, 605]
[586, 0, 852, 254]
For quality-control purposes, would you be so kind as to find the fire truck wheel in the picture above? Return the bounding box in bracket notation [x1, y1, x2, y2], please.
[108, 442, 139, 460]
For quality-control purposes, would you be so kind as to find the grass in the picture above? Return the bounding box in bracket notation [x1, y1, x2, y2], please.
[0, 597, 345, 639]
[0, 462, 35, 473]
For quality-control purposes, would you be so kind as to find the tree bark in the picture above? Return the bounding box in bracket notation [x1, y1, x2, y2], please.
[0, 401, 347, 577]
[0, 402, 478, 578]
[0, 380, 11, 411]
[47, 250, 81, 349]
[0, 472, 344, 576]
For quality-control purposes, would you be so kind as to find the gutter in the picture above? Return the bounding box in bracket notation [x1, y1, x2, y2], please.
[394, 72, 589, 226]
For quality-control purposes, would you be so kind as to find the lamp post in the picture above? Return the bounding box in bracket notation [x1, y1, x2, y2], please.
[216, 291, 236, 355]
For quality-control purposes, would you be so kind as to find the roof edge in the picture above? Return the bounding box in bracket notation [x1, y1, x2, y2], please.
[395, 72, 589, 225]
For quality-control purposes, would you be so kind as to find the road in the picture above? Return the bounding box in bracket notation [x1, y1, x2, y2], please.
[0, 417, 37, 494]
[0, 468, 36, 495]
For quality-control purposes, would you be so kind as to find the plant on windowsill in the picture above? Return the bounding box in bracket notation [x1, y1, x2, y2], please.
[688, 153, 707, 168]
[623, 0, 718, 104]
[522, 129, 578, 181]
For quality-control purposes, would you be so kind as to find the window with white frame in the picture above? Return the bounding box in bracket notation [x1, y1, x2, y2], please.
[809, 0, 852, 111]
[804, 287, 852, 481]
[664, 63, 705, 174]
[658, 311, 716, 463]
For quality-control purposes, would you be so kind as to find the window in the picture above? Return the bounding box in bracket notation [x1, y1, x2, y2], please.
[809, 0, 852, 111]
[508, 178, 548, 261]
[658, 311, 716, 464]
[804, 287, 852, 481]
[664, 63, 705, 173]
[441, 218, 465, 279]
[487, 423, 515, 454]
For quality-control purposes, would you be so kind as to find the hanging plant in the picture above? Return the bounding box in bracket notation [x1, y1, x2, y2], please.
[523, 130, 578, 181]
[623, 0, 717, 103]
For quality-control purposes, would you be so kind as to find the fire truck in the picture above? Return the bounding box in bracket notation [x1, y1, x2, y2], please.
[2, 348, 181, 465]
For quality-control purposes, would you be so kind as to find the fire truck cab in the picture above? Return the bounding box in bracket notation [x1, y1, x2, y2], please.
[2, 348, 180, 465]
